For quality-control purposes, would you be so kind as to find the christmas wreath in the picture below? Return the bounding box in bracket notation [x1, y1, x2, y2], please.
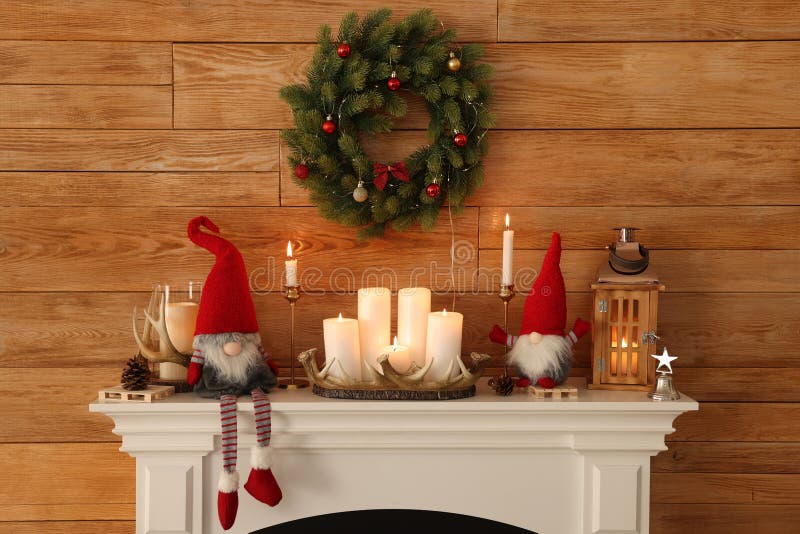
[280, 8, 494, 238]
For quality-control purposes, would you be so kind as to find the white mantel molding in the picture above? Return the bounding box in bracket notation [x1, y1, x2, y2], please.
[91, 380, 697, 534]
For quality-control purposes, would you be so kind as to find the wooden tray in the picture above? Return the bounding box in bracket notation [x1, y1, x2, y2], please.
[311, 384, 477, 400]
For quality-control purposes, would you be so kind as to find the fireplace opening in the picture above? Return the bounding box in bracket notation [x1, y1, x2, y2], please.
[251, 509, 538, 533]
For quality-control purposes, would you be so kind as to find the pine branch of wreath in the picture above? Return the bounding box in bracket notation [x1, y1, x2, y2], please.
[279, 8, 495, 239]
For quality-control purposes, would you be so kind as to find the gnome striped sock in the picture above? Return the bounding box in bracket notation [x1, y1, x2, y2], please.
[191, 348, 205, 366]
[220, 394, 238, 472]
[252, 388, 271, 447]
[244, 388, 283, 507]
[217, 394, 239, 530]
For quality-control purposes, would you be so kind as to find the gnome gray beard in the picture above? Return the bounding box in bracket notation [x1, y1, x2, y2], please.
[194, 332, 263, 386]
[508, 333, 573, 385]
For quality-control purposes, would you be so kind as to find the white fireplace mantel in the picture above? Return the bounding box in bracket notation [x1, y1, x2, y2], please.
[90, 380, 697, 534]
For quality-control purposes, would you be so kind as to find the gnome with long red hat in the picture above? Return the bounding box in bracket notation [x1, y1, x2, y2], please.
[489, 233, 591, 388]
[187, 216, 282, 530]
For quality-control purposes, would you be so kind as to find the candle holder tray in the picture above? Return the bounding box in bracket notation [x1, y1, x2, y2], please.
[298, 349, 492, 400]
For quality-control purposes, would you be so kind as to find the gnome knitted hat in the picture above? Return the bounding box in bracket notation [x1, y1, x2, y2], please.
[188, 216, 259, 335]
[520, 232, 567, 336]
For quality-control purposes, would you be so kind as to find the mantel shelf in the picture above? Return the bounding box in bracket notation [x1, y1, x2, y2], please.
[92, 379, 697, 414]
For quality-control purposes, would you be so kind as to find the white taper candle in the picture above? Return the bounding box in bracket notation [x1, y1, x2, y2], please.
[502, 212, 514, 286]
[285, 241, 298, 287]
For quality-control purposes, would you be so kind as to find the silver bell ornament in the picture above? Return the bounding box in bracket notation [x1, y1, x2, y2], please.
[648, 348, 681, 401]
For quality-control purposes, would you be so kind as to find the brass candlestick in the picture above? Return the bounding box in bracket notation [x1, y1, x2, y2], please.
[279, 285, 308, 390]
[498, 284, 515, 374]
[489, 283, 516, 395]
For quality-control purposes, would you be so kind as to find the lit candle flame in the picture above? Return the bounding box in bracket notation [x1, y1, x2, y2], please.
[442, 308, 447, 317]
[338, 312, 343, 322]
[393, 336, 398, 350]
[287, 240, 293, 258]
[505, 212, 510, 230]
[621, 337, 628, 348]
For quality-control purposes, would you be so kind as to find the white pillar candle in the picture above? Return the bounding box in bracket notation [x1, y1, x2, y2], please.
[162, 285, 199, 380]
[397, 287, 431, 367]
[285, 241, 298, 287]
[502, 212, 514, 286]
[323, 313, 361, 381]
[358, 287, 391, 372]
[380, 336, 411, 373]
[424, 308, 463, 382]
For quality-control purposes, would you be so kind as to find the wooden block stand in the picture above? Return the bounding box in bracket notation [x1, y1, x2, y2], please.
[528, 384, 579, 399]
[99, 384, 175, 403]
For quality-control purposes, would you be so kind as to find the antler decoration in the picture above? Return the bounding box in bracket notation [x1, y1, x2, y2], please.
[132, 286, 191, 367]
[298, 349, 491, 391]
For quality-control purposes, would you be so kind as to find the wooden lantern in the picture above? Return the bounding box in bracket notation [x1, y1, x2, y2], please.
[589, 282, 665, 391]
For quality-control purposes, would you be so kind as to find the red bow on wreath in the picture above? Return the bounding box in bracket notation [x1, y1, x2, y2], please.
[373, 161, 410, 191]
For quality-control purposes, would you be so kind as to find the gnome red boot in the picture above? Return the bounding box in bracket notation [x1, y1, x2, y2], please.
[217, 470, 239, 530]
[244, 446, 283, 506]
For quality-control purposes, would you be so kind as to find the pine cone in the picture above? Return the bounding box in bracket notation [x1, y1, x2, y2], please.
[121, 354, 152, 390]
[488, 374, 514, 396]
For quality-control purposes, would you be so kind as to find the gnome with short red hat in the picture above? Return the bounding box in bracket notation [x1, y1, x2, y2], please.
[489, 232, 591, 388]
[187, 216, 282, 530]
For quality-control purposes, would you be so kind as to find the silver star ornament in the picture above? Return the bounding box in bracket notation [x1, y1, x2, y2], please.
[651, 348, 678, 374]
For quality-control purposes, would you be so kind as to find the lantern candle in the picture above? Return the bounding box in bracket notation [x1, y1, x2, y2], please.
[358, 287, 391, 372]
[502, 213, 514, 286]
[323, 313, 361, 381]
[285, 241, 298, 287]
[380, 336, 411, 372]
[397, 287, 431, 367]
[424, 308, 463, 382]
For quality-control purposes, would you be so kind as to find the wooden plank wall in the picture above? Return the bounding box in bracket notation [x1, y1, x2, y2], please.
[0, 1, 798, 532]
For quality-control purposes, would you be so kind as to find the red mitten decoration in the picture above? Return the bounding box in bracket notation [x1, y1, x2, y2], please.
[516, 377, 531, 388]
[537, 376, 556, 389]
[187, 361, 202, 386]
[489, 324, 509, 345]
[572, 318, 591, 340]
[267, 358, 279, 377]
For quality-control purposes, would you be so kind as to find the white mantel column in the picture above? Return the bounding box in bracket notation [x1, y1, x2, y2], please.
[134, 452, 208, 534]
[96, 407, 221, 534]
[579, 451, 651, 534]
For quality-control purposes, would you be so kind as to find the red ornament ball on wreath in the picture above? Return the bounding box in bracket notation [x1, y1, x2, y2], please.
[294, 163, 310, 180]
[453, 132, 468, 147]
[322, 117, 337, 134]
[426, 182, 441, 198]
[337, 43, 351, 58]
[387, 75, 401, 91]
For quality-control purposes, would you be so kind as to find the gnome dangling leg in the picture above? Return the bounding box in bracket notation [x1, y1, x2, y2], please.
[186, 216, 282, 530]
[244, 387, 282, 506]
[218, 394, 240, 529]
[488, 232, 591, 388]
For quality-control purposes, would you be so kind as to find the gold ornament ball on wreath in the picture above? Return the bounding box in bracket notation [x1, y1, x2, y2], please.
[447, 51, 462, 72]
